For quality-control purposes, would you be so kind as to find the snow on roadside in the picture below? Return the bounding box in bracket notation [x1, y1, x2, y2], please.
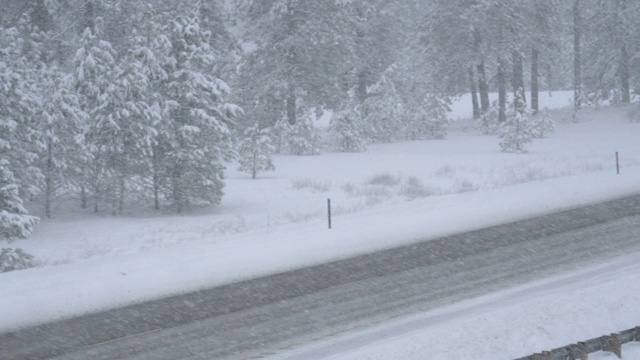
[264, 250, 640, 360]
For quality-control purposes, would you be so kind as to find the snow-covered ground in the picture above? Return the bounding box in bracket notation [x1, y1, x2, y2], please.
[3, 92, 640, 358]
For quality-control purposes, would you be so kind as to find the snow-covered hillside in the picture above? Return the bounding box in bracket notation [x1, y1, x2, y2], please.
[3, 95, 640, 359]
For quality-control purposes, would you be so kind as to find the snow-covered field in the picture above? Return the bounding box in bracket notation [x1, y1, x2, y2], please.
[3, 91, 640, 359]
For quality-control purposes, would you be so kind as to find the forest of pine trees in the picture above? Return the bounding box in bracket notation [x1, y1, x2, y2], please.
[0, 0, 639, 246]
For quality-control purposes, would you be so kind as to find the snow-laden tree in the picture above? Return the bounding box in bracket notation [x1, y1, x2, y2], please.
[0, 164, 39, 242]
[270, 118, 290, 154]
[362, 72, 404, 143]
[287, 111, 321, 156]
[71, 21, 120, 212]
[405, 94, 450, 140]
[237, 123, 276, 179]
[159, 15, 242, 212]
[476, 101, 500, 135]
[530, 109, 555, 139]
[0, 16, 43, 271]
[583, 0, 640, 105]
[330, 104, 367, 152]
[498, 93, 535, 153]
[235, 0, 353, 127]
[36, 68, 87, 218]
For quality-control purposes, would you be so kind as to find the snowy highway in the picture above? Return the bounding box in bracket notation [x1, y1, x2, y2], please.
[3, 194, 640, 360]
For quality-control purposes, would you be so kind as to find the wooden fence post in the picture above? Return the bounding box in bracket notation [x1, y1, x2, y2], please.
[602, 333, 621, 358]
[327, 198, 332, 229]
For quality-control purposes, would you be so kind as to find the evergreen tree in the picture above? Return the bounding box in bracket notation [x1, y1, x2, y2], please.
[330, 104, 367, 152]
[159, 15, 241, 212]
[287, 111, 321, 156]
[362, 72, 404, 143]
[406, 94, 450, 140]
[498, 93, 535, 153]
[235, 0, 353, 127]
[36, 67, 87, 218]
[237, 123, 276, 179]
[71, 20, 121, 212]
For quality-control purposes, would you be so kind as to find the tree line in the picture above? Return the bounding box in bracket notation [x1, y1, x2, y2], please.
[0, 0, 639, 246]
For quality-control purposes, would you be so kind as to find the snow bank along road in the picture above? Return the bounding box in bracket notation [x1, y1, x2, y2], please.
[3, 194, 640, 360]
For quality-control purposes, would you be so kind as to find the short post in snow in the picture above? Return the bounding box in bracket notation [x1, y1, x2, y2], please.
[327, 198, 332, 229]
[616, 151, 620, 175]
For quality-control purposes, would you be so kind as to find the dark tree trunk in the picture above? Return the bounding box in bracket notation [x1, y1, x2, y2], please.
[469, 68, 480, 119]
[473, 27, 490, 114]
[32, 0, 51, 32]
[118, 176, 125, 215]
[531, 47, 539, 114]
[356, 68, 368, 104]
[620, 44, 630, 103]
[573, 0, 582, 110]
[286, 83, 296, 125]
[81, 185, 87, 209]
[83, 0, 95, 33]
[152, 148, 160, 211]
[498, 56, 507, 123]
[44, 143, 53, 218]
[477, 61, 490, 114]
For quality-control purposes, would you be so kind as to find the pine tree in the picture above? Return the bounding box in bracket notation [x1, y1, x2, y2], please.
[72, 21, 120, 212]
[235, 0, 353, 127]
[0, 164, 39, 242]
[330, 104, 367, 152]
[405, 94, 450, 140]
[36, 67, 87, 218]
[160, 15, 241, 212]
[362, 72, 404, 143]
[530, 109, 555, 139]
[237, 123, 276, 179]
[498, 93, 535, 154]
[288, 112, 321, 156]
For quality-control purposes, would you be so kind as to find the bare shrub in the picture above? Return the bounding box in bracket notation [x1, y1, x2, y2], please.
[291, 178, 332, 192]
[366, 173, 400, 187]
[400, 177, 431, 199]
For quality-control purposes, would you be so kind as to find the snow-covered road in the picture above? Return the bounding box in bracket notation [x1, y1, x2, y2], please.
[4, 195, 640, 360]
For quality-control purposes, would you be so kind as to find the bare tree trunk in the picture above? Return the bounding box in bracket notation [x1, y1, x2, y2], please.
[356, 68, 368, 104]
[81, 185, 87, 209]
[531, 47, 539, 114]
[473, 27, 490, 114]
[620, 44, 630, 103]
[118, 175, 125, 215]
[469, 68, 480, 119]
[498, 56, 507, 123]
[573, 0, 582, 110]
[286, 82, 296, 125]
[44, 143, 53, 218]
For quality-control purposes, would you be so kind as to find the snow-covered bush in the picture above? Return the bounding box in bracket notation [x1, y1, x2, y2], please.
[237, 123, 276, 179]
[0, 248, 36, 273]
